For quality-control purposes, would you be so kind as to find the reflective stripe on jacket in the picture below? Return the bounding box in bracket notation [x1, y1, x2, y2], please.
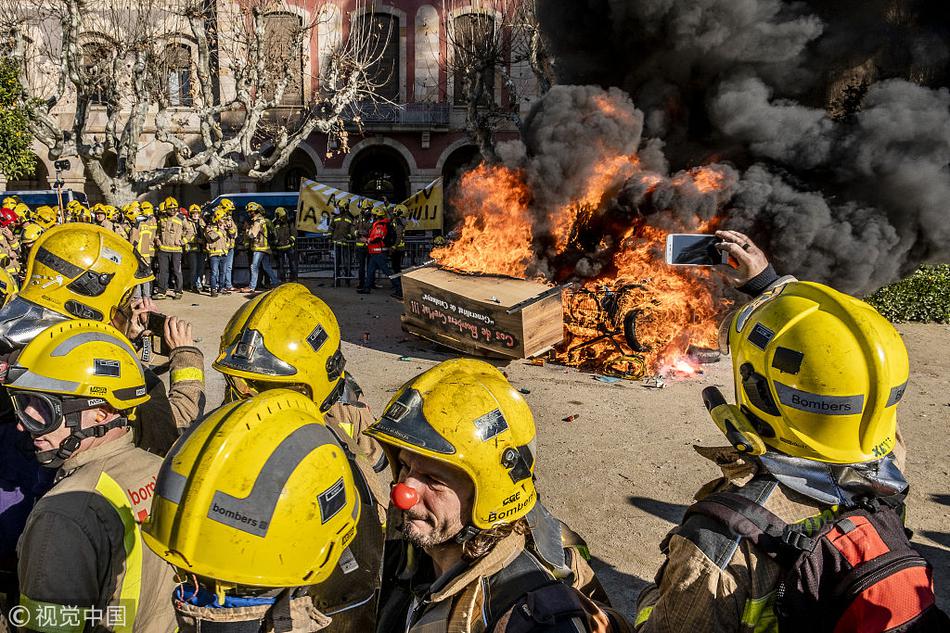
[17, 433, 177, 633]
[248, 218, 271, 253]
[156, 216, 184, 252]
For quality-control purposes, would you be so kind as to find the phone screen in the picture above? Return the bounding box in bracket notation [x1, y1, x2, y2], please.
[147, 312, 168, 334]
[666, 234, 725, 266]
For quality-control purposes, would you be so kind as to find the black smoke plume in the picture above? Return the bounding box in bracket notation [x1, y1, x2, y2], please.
[511, 0, 950, 292]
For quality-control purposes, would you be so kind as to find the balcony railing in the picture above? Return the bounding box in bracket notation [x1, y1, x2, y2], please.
[345, 102, 450, 129]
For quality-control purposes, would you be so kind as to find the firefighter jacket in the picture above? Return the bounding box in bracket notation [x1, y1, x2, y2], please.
[222, 217, 238, 251]
[138, 345, 205, 448]
[0, 228, 20, 275]
[330, 214, 353, 244]
[366, 218, 392, 255]
[376, 511, 625, 633]
[632, 441, 909, 633]
[353, 215, 373, 247]
[130, 218, 157, 262]
[204, 223, 230, 256]
[17, 431, 177, 633]
[248, 217, 271, 253]
[155, 215, 185, 253]
[274, 222, 296, 251]
[100, 219, 130, 242]
[392, 217, 407, 250]
[183, 217, 204, 253]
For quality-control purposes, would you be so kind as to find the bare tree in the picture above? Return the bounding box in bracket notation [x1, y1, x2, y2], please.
[0, 0, 390, 204]
[441, 0, 554, 162]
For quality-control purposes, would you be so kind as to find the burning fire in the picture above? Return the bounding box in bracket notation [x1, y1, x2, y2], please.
[430, 164, 534, 279]
[432, 102, 731, 378]
[554, 224, 722, 378]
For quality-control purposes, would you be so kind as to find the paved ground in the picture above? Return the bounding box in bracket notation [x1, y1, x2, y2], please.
[165, 280, 950, 615]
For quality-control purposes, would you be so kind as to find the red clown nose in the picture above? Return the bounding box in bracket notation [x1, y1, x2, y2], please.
[391, 483, 419, 511]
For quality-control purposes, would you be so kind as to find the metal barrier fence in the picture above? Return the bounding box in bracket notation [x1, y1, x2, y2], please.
[295, 235, 435, 284]
[296, 235, 335, 274]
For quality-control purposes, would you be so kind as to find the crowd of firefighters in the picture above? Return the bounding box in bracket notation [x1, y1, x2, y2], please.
[0, 215, 945, 633]
[0, 193, 410, 302]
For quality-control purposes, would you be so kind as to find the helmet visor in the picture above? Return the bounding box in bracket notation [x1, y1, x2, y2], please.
[224, 375, 311, 399]
[217, 329, 297, 377]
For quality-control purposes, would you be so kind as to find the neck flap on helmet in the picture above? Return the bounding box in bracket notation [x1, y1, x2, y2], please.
[756, 450, 908, 506]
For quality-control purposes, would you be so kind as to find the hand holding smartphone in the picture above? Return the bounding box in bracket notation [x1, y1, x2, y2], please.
[665, 234, 729, 266]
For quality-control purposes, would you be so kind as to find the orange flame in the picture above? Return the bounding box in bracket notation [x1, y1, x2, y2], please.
[430, 155, 731, 378]
[431, 164, 534, 278]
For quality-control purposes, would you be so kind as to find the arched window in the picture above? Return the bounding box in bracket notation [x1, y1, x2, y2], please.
[166, 44, 193, 107]
[452, 13, 495, 107]
[81, 41, 111, 104]
[355, 13, 400, 102]
[264, 12, 304, 106]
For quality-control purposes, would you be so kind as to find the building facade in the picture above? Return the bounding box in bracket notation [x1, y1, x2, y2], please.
[7, 0, 541, 210]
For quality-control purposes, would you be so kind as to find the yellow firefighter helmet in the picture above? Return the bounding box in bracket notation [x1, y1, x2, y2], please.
[710, 281, 909, 464]
[20, 224, 154, 323]
[6, 319, 149, 412]
[143, 389, 360, 591]
[366, 358, 538, 530]
[34, 206, 57, 229]
[213, 283, 345, 411]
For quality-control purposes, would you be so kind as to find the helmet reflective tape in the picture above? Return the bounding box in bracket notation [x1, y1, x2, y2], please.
[50, 330, 139, 361]
[204, 424, 352, 537]
[154, 417, 207, 503]
[376, 388, 456, 454]
[218, 329, 296, 376]
[773, 382, 865, 416]
[886, 382, 907, 407]
[5, 368, 79, 394]
[35, 247, 84, 278]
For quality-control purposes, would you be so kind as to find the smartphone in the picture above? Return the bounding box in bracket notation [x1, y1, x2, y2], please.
[665, 234, 728, 266]
[147, 312, 169, 334]
[147, 312, 172, 356]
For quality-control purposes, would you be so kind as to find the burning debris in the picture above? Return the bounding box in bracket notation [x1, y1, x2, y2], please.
[430, 88, 732, 378]
[428, 2, 950, 378]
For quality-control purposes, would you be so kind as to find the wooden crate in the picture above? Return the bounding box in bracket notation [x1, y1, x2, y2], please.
[400, 267, 564, 359]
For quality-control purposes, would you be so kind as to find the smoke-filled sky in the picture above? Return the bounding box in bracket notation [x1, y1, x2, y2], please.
[515, 0, 950, 292]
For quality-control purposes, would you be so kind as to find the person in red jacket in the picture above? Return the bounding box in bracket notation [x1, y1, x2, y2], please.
[357, 207, 402, 299]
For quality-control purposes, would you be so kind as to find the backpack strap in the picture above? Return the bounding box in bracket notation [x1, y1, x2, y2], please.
[673, 477, 777, 569]
[688, 492, 817, 560]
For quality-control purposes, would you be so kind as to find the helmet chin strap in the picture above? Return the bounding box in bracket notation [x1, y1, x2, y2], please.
[35, 413, 130, 469]
[453, 525, 481, 544]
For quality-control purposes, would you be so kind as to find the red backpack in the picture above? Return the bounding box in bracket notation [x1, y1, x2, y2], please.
[688, 491, 948, 633]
